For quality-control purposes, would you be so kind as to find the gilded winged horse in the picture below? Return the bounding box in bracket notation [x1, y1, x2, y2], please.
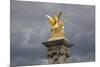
[46, 11, 64, 38]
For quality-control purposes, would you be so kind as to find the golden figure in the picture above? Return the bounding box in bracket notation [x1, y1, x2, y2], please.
[46, 11, 65, 41]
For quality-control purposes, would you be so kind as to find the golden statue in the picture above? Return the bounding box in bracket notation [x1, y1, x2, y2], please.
[46, 11, 65, 41]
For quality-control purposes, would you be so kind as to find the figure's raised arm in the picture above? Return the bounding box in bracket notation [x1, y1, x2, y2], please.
[58, 11, 63, 22]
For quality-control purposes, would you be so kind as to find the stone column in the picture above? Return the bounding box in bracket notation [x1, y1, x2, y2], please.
[42, 39, 73, 64]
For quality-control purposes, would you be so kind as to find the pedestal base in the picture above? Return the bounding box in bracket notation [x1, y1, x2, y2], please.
[42, 39, 73, 64]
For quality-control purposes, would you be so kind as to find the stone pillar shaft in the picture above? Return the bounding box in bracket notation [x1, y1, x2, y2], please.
[42, 39, 73, 64]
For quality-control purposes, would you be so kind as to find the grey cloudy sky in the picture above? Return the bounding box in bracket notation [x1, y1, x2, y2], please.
[10, 1, 95, 66]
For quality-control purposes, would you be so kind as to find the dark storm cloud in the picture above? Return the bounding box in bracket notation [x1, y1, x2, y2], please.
[10, 1, 95, 66]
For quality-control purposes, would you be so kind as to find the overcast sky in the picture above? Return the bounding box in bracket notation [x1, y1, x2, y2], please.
[10, 1, 95, 66]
